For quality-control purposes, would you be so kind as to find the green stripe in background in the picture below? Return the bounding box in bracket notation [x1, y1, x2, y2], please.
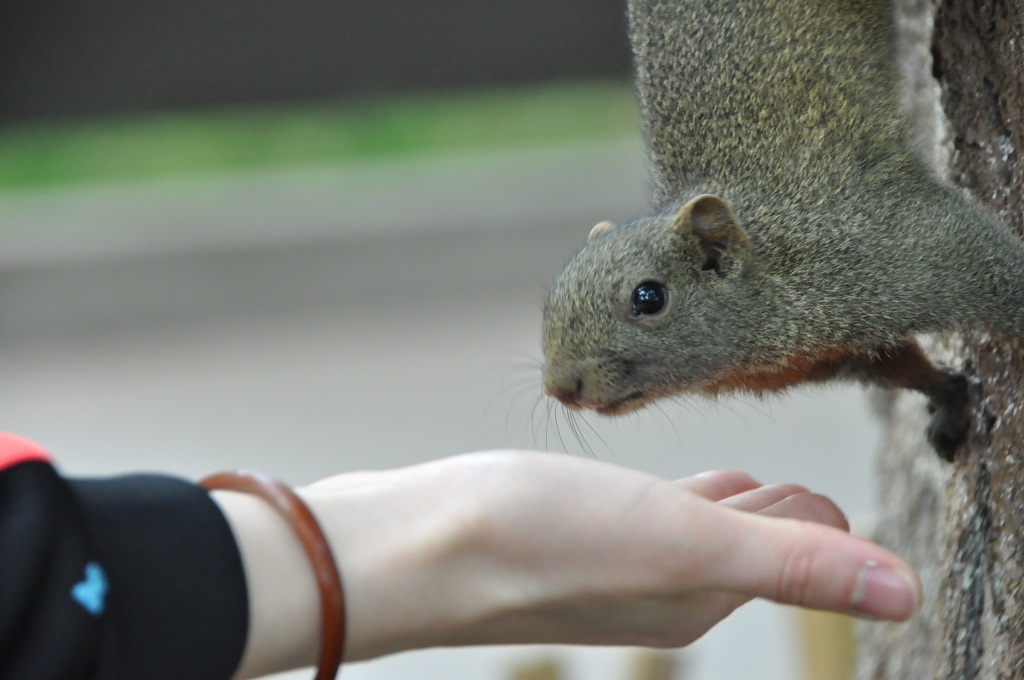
[0, 81, 638, 189]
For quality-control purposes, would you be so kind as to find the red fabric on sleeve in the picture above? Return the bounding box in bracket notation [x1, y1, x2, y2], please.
[0, 432, 51, 471]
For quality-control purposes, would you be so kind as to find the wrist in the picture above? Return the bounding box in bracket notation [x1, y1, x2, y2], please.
[299, 466, 513, 660]
[210, 490, 320, 679]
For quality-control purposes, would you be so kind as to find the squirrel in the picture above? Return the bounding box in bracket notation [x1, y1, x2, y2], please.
[541, 0, 1024, 461]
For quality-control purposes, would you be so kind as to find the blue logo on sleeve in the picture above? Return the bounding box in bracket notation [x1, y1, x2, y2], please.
[72, 561, 108, 616]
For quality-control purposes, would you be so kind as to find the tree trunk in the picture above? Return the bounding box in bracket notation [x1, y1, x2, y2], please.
[857, 1, 1024, 678]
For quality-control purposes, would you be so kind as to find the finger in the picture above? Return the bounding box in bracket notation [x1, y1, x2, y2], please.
[710, 514, 920, 621]
[756, 492, 850, 533]
[674, 470, 762, 501]
[718, 483, 811, 513]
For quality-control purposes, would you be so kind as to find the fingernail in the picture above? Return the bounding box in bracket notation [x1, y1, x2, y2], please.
[849, 561, 920, 620]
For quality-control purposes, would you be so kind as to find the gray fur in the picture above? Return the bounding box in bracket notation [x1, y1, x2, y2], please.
[543, 0, 1024, 415]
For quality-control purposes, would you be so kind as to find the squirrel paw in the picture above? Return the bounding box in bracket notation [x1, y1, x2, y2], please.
[924, 370, 970, 462]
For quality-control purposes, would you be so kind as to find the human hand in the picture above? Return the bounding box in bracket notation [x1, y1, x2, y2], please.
[222, 451, 919, 677]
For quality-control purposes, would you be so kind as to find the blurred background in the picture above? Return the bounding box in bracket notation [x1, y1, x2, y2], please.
[0, 2, 886, 678]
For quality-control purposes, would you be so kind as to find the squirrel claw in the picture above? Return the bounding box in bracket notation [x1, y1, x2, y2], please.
[924, 370, 970, 462]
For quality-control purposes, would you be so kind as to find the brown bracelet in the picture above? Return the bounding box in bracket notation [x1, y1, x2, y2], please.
[200, 470, 346, 680]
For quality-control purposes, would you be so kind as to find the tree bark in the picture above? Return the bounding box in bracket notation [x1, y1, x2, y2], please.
[857, 1, 1024, 678]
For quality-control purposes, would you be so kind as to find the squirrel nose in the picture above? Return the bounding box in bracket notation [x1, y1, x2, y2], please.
[546, 377, 585, 408]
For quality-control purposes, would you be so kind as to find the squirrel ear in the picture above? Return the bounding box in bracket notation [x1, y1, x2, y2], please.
[588, 220, 615, 242]
[673, 195, 751, 276]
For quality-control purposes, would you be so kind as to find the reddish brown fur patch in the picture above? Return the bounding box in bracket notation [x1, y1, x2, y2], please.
[704, 347, 862, 395]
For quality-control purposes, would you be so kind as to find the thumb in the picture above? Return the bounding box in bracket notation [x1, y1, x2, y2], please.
[711, 513, 921, 621]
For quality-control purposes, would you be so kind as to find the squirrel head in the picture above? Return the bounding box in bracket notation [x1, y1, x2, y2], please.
[542, 194, 754, 414]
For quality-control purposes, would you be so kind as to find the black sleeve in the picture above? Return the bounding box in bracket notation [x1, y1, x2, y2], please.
[0, 437, 249, 680]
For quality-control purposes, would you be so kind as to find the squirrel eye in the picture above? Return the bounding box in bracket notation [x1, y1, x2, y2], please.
[630, 281, 667, 316]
